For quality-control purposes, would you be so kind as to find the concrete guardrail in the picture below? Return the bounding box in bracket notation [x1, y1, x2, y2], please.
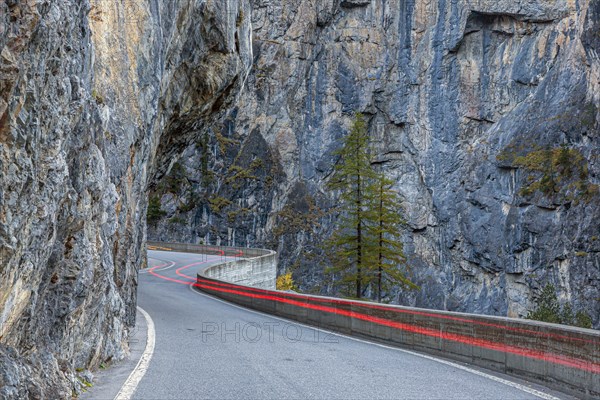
[147, 241, 276, 289]
[150, 241, 600, 399]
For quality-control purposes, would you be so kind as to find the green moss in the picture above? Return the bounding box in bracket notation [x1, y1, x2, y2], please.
[91, 89, 105, 105]
[575, 251, 588, 257]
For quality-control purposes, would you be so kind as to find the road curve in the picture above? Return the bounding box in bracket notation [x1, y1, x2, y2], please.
[127, 250, 565, 399]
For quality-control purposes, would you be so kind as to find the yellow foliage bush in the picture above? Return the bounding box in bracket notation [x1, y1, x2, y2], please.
[276, 272, 297, 291]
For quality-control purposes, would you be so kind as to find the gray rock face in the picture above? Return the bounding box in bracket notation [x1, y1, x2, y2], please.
[1, 0, 599, 395]
[150, 0, 599, 327]
[0, 0, 251, 396]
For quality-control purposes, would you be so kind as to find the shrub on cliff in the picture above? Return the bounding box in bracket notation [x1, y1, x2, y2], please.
[276, 272, 297, 291]
[147, 196, 166, 226]
[527, 284, 593, 328]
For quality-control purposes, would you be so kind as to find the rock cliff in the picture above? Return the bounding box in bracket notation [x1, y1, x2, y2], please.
[1, 0, 599, 396]
[0, 0, 251, 396]
[149, 0, 600, 328]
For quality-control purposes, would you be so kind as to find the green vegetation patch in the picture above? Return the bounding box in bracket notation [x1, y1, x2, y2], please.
[168, 216, 186, 225]
[196, 132, 214, 187]
[527, 284, 593, 329]
[273, 194, 324, 238]
[497, 144, 599, 203]
[208, 196, 232, 214]
[91, 89, 105, 105]
[225, 164, 258, 188]
[160, 162, 187, 194]
[215, 130, 239, 155]
[227, 207, 251, 223]
[147, 196, 166, 225]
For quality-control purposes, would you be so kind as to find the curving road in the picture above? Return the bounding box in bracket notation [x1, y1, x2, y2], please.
[87, 250, 570, 399]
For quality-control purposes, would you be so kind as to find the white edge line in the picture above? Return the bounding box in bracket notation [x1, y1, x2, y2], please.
[187, 284, 562, 400]
[114, 306, 156, 400]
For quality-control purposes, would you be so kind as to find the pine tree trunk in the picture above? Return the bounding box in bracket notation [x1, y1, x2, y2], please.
[378, 234, 383, 302]
[357, 220, 362, 299]
[356, 143, 362, 299]
[378, 182, 383, 303]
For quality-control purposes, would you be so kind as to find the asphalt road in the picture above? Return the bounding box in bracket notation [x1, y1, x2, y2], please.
[87, 250, 570, 399]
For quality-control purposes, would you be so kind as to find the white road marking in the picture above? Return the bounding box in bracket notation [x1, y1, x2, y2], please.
[188, 284, 562, 400]
[114, 306, 156, 400]
[140, 258, 176, 274]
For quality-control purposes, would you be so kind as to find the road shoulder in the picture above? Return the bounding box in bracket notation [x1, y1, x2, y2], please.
[80, 309, 149, 400]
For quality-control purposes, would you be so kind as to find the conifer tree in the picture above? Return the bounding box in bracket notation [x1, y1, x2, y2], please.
[147, 195, 166, 227]
[326, 112, 377, 298]
[527, 284, 561, 324]
[574, 311, 593, 329]
[326, 113, 417, 300]
[367, 173, 418, 302]
[560, 303, 574, 325]
[527, 284, 593, 328]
